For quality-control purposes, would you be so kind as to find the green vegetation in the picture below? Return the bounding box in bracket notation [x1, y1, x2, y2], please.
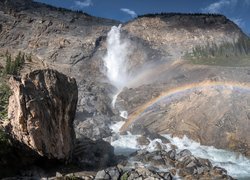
[121, 172, 128, 180]
[0, 50, 26, 177]
[0, 81, 10, 121]
[185, 36, 250, 66]
[137, 12, 224, 18]
[65, 175, 81, 180]
[0, 50, 28, 121]
[4, 51, 25, 75]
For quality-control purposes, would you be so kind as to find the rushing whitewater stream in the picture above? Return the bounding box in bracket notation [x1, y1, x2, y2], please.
[109, 121, 250, 179]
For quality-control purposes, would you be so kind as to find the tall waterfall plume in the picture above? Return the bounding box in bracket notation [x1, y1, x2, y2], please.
[103, 25, 129, 90]
[103, 25, 130, 107]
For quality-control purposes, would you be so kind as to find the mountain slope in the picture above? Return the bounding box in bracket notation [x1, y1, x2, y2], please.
[124, 13, 246, 61]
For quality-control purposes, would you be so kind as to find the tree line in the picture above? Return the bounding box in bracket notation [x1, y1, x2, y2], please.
[137, 12, 224, 18]
[190, 36, 250, 59]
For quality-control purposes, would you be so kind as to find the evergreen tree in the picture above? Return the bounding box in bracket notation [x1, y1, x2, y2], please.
[5, 54, 11, 74]
[21, 53, 25, 64]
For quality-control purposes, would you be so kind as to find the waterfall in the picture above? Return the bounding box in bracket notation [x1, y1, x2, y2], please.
[103, 24, 130, 107]
[103, 24, 129, 90]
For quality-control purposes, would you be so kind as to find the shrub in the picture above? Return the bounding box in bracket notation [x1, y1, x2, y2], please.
[4, 51, 26, 75]
[0, 81, 10, 121]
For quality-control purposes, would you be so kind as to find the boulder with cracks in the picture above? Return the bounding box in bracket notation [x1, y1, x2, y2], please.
[6, 69, 78, 161]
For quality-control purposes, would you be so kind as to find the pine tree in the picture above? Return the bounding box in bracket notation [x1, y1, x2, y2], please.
[21, 53, 25, 64]
[5, 54, 11, 74]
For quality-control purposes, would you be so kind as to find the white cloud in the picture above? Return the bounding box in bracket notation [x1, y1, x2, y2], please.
[231, 18, 245, 28]
[74, 0, 92, 8]
[121, 8, 137, 18]
[202, 0, 237, 13]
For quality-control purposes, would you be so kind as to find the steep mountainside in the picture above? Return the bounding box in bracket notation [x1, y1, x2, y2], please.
[124, 14, 245, 60]
[0, 0, 118, 78]
[0, 1, 246, 79]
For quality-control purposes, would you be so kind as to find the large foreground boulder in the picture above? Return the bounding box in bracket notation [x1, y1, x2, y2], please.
[7, 69, 78, 160]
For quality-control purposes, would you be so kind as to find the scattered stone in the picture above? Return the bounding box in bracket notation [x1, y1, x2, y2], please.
[56, 172, 63, 178]
[136, 136, 150, 146]
[121, 148, 235, 180]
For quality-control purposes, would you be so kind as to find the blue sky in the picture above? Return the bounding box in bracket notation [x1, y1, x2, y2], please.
[34, 0, 250, 34]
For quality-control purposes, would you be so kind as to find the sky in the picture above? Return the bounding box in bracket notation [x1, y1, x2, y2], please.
[34, 0, 250, 34]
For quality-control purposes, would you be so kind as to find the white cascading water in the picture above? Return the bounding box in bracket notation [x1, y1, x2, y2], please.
[103, 24, 129, 89]
[108, 121, 250, 179]
[103, 24, 130, 108]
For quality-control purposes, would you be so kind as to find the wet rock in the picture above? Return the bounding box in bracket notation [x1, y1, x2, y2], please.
[126, 168, 156, 180]
[74, 80, 118, 141]
[167, 149, 176, 160]
[6, 69, 78, 160]
[95, 167, 121, 180]
[56, 172, 63, 178]
[73, 138, 117, 170]
[213, 166, 228, 175]
[98, 167, 173, 180]
[95, 170, 110, 180]
[124, 149, 234, 180]
[136, 136, 150, 146]
[176, 149, 192, 161]
[74, 115, 113, 141]
[129, 125, 170, 144]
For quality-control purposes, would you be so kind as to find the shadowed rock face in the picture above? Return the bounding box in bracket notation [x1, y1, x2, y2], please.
[7, 69, 78, 160]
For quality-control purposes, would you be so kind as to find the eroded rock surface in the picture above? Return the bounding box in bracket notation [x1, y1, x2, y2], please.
[7, 69, 78, 160]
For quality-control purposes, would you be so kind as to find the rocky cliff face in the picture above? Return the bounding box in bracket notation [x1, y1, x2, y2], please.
[0, 0, 118, 78]
[7, 69, 78, 160]
[124, 14, 244, 59]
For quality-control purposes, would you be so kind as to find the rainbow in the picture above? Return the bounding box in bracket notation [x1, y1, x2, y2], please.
[120, 80, 250, 131]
